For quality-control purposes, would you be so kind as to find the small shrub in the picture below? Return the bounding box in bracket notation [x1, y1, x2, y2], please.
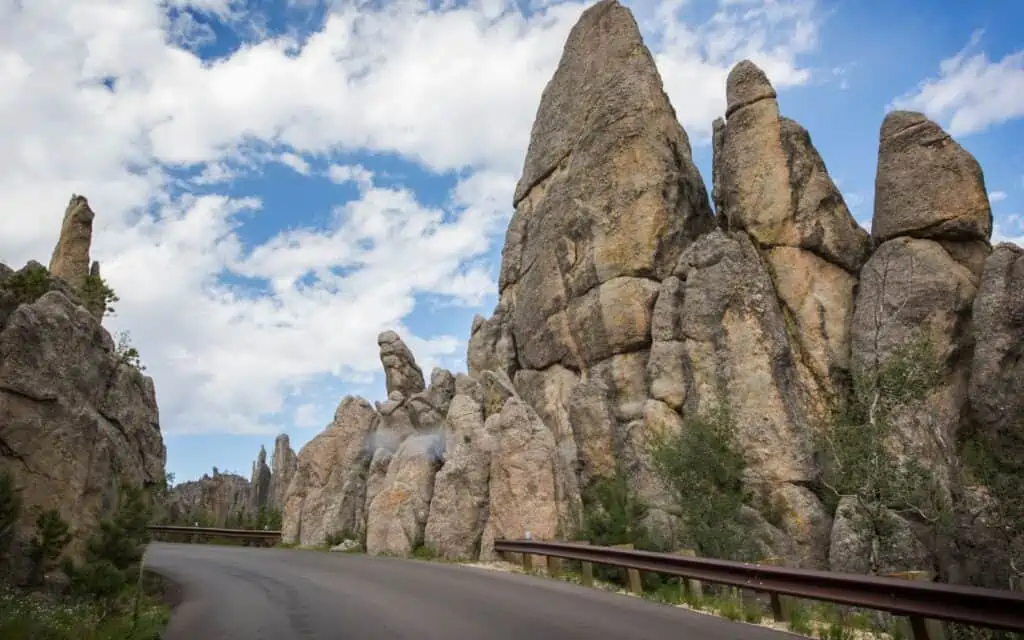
[1, 265, 50, 305]
[115, 331, 146, 372]
[743, 605, 762, 624]
[411, 545, 437, 560]
[787, 600, 814, 635]
[717, 594, 744, 621]
[28, 509, 72, 584]
[79, 273, 119, 317]
[817, 621, 855, 640]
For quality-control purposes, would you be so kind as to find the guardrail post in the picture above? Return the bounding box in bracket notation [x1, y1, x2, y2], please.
[675, 549, 703, 602]
[759, 557, 788, 622]
[575, 541, 594, 587]
[546, 554, 562, 578]
[521, 551, 533, 573]
[612, 543, 642, 594]
[886, 571, 945, 640]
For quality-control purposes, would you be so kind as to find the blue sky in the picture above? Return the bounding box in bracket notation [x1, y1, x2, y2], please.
[1, 0, 1021, 484]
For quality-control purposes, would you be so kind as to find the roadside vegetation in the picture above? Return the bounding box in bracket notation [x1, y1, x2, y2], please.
[0, 470, 170, 639]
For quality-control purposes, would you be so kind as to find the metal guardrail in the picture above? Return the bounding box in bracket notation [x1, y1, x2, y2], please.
[147, 524, 282, 546]
[494, 539, 1024, 638]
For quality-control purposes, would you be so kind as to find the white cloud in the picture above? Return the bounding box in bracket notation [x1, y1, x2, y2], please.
[277, 152, 311, 175]
[0, 0, 822, 437]
[989, 190, 1007, 203]
[326, 163, 374, 190]
[891, 30, 1024, 136]
[993, 213, 1024, 247]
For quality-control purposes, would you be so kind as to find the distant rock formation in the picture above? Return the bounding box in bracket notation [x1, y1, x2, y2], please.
[0, 199, 166, 582]
[164, 470, 253, 527]
[250, 445, 272, 512]
[269, 434, 297, 509]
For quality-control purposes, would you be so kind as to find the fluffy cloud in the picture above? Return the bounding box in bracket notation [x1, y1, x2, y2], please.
[892, 30, 1024, 136]
[0, 0, 821, 436]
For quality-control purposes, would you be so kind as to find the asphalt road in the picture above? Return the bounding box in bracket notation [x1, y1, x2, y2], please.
[146, 542, 796, 640]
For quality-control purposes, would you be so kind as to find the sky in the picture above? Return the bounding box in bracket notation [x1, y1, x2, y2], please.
[1, 0, 1022, 485]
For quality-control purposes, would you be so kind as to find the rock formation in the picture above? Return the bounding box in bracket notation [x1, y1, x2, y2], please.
[0, 201, 166, 582]
[250, 445, 272, 512]
[164, 470, 253, 527]
[269, 434, 297, 509]
[48, 195, 95, 290]
[270, 0, 1020, 588]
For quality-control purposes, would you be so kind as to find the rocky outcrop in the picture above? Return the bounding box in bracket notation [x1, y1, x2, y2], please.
[281, 396, 378, 546]
[423, 377, 493, 559]
[872, 111, 992, 276]
[0, 202, 166, 582]
[282, 333, 457, 548]
[250, 446, 272, 512]
[378, 331, 425, 398]
[269, 434, 297, 509]
[265, 0, 1019, 587]
[48, 195, 95, 290]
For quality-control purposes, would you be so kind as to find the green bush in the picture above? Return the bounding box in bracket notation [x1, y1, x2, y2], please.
[28, 509, 72, 585]
[0, 265, 50, 306]
[579, 473, 654, 586]
[648, 402, 756, 562]
[817, 335, 952, 552]
[79, 274, 119, 317]
[66, 485, 152, 608]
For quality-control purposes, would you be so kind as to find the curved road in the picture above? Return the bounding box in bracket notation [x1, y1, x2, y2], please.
[146, 542, 795, 639]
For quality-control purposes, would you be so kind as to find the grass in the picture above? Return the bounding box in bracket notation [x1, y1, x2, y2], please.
[0, 573, 170, 640]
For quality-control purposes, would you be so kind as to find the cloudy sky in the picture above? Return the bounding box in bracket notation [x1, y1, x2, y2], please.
[2, 0, 1021, 484]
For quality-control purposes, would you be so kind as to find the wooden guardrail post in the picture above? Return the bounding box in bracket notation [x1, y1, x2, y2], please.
[886, 571, 945, 640]
[574, 541, 594, 587]
[759, 557, 789, 622]
[612, 543, 642, 594]
[675, 549, 703, 602]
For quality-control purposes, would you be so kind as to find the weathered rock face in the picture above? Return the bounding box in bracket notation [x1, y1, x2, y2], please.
[961, 243, 1024, 587]
[164, 471, 252, 527]
[423, 378, 494, 559]
[281, 396, 378, 546]
[479, 396, 563, 560]
[269, 434, 297, 510]
[657, 231, 831, 563]
[48, 195, 95, 290]
[968, 243, 1024, 460]
[365, 434, 441, 555]
[715, 60, 869, 406]
[0, 206, 166, 581]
